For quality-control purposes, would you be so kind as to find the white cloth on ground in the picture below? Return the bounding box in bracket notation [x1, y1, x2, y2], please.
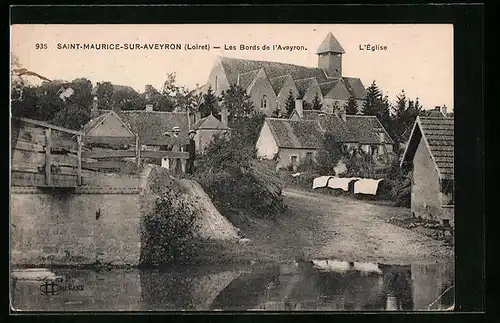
[327, 177, 361, 191]
[291, 172, 303, 177]
[354, 178, 384, 195]
[312, 176, 334, 189]
[333, 160, 348, 176]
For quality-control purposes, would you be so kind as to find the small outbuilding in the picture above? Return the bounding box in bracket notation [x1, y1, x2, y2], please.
[401, 116, 454, 226]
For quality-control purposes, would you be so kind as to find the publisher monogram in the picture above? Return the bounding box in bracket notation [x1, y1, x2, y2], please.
[39, 277, 84, 296]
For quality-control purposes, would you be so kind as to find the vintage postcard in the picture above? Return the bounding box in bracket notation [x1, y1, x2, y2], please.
[10, 23, 454, 312]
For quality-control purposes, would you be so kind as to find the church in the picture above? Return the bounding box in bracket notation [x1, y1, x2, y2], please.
[193, 32, 367, 116]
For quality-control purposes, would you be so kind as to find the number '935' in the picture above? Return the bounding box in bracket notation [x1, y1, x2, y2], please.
[35, 43, 48, 49]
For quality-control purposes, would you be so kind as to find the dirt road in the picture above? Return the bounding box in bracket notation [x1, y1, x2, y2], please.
[271, 188, 454, 265]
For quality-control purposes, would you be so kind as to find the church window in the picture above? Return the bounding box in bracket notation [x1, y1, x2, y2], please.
[215, 76, 218, 91]
[261, 95, 268, 109]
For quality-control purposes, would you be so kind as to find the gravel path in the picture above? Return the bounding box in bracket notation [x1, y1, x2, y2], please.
[275, 188, 454, 265]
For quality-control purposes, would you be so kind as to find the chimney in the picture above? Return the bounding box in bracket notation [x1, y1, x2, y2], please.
[441, 105, 448, 116]
[434, 106, 441, 111]
[221, 106, 228, 128]
[295, 99, 303, 118]
[91, 96, 99, 118]
[145, 104, 154, 112]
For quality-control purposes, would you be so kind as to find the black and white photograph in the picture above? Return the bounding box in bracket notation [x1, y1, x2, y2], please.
[10, 23, 456, 312]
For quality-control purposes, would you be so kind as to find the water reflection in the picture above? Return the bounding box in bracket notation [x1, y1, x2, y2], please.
[11, 260, 454, 311]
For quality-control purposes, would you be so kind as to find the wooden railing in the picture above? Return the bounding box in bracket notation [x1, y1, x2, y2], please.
[11, 117, 84, 187]
[81, 135, 190, 172]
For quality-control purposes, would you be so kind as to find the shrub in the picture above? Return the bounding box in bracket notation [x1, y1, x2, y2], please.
[141, 188, 201, 266]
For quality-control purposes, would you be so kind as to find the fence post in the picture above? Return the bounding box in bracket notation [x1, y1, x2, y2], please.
[45, 128, 52, 185]
[135, 135, 141, 169]
[77, 134, 82, 185]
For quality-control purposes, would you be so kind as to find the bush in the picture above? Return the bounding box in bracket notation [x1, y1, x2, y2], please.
[141, 188, 201, 266]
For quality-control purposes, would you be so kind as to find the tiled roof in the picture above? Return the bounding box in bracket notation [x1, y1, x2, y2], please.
[269, 74, 290, 95]
[342, 77, 367, 100]
[317, 114, 357, 143]
[118, 111, 190, 144]
[345, 115, 395, 145]
[302, 110, 323, 120]
[295, 77, 317, 97]
[237, 69, 261, 90]
[266, 118, 323, 149]
[319, 80, 340, 97]
[401, 117, 454, 179]
[420, 109, 446, 118]
[192, 114, 229, 130]
[220, 56, 329, 85]
[316, 32, 346, 54]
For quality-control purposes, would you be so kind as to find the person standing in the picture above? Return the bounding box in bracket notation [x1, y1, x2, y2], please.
[169, 126, 182, 172]
[186, 129, 196, 174]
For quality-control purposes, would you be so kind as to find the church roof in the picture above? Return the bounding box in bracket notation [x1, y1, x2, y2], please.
[319, 80, 341, 97]
[295, 77, 317, 97]
[269, 74, 290, 95]
[342, 77, 367, 100]
[266, 118, 324, 149]
[316, 32, 346, 54]
[237, 69, 261, 90]
[220, 56, 330, 85]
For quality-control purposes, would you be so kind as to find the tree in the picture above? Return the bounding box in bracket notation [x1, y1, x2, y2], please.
[271, 106, 282, 118]
[311, 93, 322, 110]
[315, 132, 343, 175]
[199, 86, 219, 118]
[284, 89, 296, 118]
[95, 82, 114, 110]
[345, 95, 359, 115]
[362, 81, 382, 115]
[221, 84, 254, 119]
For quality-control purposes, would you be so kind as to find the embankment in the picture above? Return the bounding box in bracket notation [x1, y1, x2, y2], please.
[10, 165, 239, 267]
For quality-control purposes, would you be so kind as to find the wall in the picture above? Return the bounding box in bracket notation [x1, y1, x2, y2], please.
[89, 114, 134, 137]
[256, 121, 279, 159]
[206, 58, 231, 96]
[411, 137, 444, 222]
[276, 148, 318, 170]
[302, 82, 322, 104]
[10, 174, 144, 266]
[276, 76, 300, 112]
[248, 70, 277, 116]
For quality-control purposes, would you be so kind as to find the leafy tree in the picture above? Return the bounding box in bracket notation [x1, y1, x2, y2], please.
[111, 86, 142, 110]
[303, 101, 312, 110]
[95, 81, 114, 110]
[50, 103, 91, 130]
[221, 84, 254, 118]
[284, 89, 296, 118]
[311, 93, 322, 110]
[199, 86, 219, 118]
[271, 105, 282, 118]
[345, 95, 359, 115]
[315, 131, 343, 175]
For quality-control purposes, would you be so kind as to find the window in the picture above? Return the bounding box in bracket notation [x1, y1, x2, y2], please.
[290, 155, 298, 166]
[261, 95, 268, 109]
[215, 76, 218, 92]
[305, 152, 313, 161]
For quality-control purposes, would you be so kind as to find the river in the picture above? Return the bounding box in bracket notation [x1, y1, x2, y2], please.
[11, 259, 454, 311]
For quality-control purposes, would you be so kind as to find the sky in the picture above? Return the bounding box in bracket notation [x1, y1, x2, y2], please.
[11, 24, 453, 110]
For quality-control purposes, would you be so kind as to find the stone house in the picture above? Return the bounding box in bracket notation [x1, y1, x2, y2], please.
[192, 32, 366, 116]
[400, 116, 454, 226]
[255, 118, 324, 171]
[191, 108, 230, 153]
[289, 106, 395, 163]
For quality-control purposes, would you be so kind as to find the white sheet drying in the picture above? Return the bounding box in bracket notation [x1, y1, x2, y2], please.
[312, 176, 333, 189]
[354, 178, 384, 195]
[327, 177, 361, 191]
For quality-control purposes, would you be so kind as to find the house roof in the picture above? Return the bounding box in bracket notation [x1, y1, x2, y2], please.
[269, 74, 290, 95]
[316, 32, 346, 54]
[345, 115, 395, 145]
[192, 113, 229, 130]
[220, 56, 330, 85]
[118, 111, 190, 144]
[82, 110, 135, 137]
[295, 77, 317, 97]
[302, 110, 323, 120]
[420, 108, 447, 118]
[266, 118, 324, 149]
[342, 77, 367, 100]
[317, 114, 357, 143]
[401, 116, 454, 180]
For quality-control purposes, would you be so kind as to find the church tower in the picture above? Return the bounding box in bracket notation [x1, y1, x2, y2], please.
[316, 32, 345, 78]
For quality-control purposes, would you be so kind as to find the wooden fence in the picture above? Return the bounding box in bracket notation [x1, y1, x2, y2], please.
[11, 117, 84, 187]
[81, 135, 190, 172]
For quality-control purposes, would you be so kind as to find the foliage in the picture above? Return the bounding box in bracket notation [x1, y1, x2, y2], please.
[199, 86, 219, 118]
[315, 131, 344, 175]
[345, 95, 359, 115]
[284, 89, 296, 118]
[221, 84, 254, 117]
[311, 93, 322, 110]
[141, 188, 201, 266]
[229, 113, 266, 147]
